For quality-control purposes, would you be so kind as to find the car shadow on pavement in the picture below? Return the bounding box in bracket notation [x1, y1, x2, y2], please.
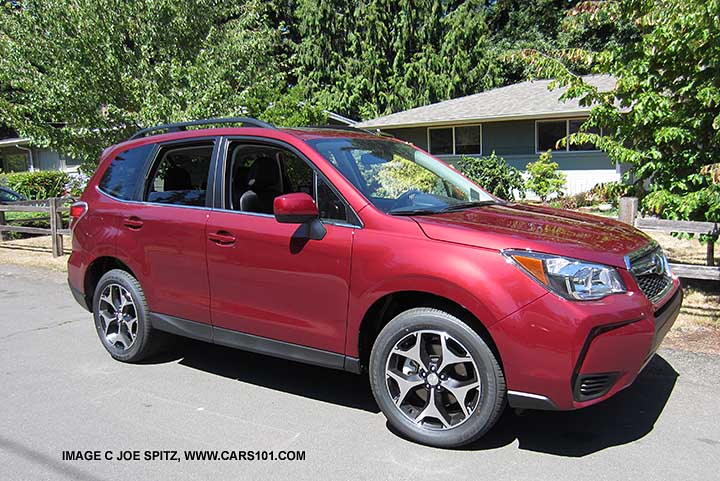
[146, 340, 677, 455]
[145, 336, 381, 413]
[463, 354, 679, 456]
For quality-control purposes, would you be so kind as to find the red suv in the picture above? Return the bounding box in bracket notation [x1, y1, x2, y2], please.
[68, 117, 682, 447]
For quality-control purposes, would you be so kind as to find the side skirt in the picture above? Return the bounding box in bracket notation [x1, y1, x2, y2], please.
[148, 312, 362, 374]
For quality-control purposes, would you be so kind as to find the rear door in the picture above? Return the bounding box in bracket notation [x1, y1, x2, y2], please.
[114, 138, 218, 324]
[205, 138, 357, 353]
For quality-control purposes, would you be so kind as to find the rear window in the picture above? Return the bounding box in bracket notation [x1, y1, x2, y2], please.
[99, 143, 154, 200]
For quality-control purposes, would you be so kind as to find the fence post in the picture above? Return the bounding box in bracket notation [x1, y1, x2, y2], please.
[709, 239, 716, 267]
[0, 210, 5, 242]
[49, 197, 63, 257]
[618, 197, 639, 225]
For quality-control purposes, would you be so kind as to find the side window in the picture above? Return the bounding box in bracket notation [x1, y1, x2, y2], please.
[99, 143, 154, 200]
[317, 178, 348, 223]
[144, 142, 214, 207]
[227, 142, 351, 223]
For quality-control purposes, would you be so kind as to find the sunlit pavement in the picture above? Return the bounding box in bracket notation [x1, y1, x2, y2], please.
[1, 264, 718, 481]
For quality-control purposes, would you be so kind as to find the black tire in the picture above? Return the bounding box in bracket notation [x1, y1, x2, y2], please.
[369, 308, 506, 448]
[92, 269, 159, 363]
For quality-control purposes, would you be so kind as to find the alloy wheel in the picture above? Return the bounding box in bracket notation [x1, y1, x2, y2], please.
[385, 329, 481, 430]
[97, 283, 138, 351]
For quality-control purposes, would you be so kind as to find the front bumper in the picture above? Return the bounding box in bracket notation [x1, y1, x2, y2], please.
[491, 282, 682, 411]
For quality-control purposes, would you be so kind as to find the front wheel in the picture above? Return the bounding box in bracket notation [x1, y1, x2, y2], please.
[369, 308, 506, 448]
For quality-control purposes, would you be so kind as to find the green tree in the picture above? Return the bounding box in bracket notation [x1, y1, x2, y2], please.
[0, 0, 319, 163]
[293, 0, 594, 120]
[520, 0, 720, 223]
[525, 150, 566, 202]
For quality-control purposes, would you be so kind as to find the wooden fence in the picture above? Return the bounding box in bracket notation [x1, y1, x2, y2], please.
[619, 197, 719, 281]
[0, 197, 74, 257]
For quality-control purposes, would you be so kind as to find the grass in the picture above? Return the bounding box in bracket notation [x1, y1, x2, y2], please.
[5, 211, 49, 222]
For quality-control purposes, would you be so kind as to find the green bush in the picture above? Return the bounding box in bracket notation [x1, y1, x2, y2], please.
[2, 170, 69, 199]
[525, 150, 566, 202]
[456, 152, 525, 201]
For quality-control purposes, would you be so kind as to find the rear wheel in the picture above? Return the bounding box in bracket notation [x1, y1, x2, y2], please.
[92, 269, 159, 362]
[369, 308, 505, 447]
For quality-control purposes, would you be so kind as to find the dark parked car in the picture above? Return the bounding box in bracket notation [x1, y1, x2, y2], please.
[68, 117, 682, 447]
[0, 186, 26, 204]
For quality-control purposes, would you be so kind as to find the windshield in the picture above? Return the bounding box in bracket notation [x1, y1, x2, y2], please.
[307, 138, 494, 214]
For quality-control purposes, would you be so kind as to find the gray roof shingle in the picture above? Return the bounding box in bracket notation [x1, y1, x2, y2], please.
[356, 75, 615, 129]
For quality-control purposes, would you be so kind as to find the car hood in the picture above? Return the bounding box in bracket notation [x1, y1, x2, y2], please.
[412, 203, 653, 268]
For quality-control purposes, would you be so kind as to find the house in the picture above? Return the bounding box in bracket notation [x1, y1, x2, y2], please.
[355, 75, 625, 195]
[0, 137, 81, 173]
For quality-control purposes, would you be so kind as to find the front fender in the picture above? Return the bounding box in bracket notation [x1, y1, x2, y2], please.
[344, 227, 548, 357]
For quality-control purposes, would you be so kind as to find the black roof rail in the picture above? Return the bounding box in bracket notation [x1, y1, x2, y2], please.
[128, 117, 275, 140]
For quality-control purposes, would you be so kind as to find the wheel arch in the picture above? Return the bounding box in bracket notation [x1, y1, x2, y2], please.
[83, 256, 137, 312]
[356, 290, 504, 374]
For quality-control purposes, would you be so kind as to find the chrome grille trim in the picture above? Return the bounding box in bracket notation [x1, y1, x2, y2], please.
[625, 241, 673, 304]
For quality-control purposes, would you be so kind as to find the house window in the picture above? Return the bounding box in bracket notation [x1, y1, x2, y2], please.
[536, 119, 601, 152]
[568, 119, 601, 151]
[428, 128, 453, 155]
[428, 125, 482, 155]
[455, 126, 481, 154]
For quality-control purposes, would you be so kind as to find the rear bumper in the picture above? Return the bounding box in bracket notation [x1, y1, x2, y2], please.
[492, 282, 682, 411]
[68, 279, 91, 312]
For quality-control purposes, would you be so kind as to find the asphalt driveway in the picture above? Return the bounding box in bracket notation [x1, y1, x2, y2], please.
[1, 264, 718, 480]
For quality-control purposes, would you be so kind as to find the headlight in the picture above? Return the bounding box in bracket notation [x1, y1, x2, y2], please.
[504, 250, 626, 300]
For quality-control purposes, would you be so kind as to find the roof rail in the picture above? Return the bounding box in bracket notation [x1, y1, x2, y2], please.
[128, 117, 275, 140]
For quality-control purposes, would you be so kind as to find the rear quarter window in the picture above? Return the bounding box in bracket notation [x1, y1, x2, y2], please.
[99, 143, 155, 200]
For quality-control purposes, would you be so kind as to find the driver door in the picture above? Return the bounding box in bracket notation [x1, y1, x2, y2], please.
[206, 139, 356, 354]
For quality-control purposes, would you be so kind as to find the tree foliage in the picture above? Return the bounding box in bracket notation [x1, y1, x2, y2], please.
[293, 0, 591, 119]
[456, 152, 525, 201]
[525, 150, 566, 202]
[520, 0, 720, 222]
[0, 0, 322, 163]
[0, 0, 646, 174]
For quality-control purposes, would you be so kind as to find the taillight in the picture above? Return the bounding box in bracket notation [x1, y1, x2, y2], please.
[69, 201, 88, 230]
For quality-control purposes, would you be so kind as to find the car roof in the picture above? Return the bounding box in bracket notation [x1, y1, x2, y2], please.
[104, 125, 397, 160]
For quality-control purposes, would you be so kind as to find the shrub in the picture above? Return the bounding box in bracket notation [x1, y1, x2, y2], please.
[3, 170, 70, 199]
[456, 152, 525, 201]
[525, 150, 566, 202]
[64, 172, 91, 197]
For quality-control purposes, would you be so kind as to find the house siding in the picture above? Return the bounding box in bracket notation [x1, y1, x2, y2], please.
[382, 120, 621, 196]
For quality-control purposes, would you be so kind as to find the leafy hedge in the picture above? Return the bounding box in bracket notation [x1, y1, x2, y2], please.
[0, 170, 69, 199]
[456, 152, 525, 201]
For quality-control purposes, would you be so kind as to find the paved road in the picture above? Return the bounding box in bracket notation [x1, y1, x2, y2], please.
[1, 264, 719, 481]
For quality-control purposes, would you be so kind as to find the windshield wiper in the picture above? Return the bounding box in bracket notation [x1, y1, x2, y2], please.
[388, 207, 442, 216]
[438, 200, 498, 212]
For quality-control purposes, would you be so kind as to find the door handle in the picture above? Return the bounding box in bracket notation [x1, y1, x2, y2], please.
[208, 231, 236, 246]
[123, 216, 144, 230]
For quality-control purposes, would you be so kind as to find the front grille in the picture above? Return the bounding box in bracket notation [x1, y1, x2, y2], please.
[628, 243, 672, 304]
[573, 373, 618, 401]
[636, 273, 671, 302]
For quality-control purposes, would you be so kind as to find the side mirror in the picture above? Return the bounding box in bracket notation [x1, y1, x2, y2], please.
[274, 193, 326, 241]
[274, 192, 319, 224]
